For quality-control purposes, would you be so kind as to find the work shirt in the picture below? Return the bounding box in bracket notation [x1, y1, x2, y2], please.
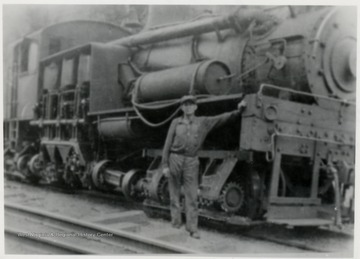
[162, 110, 240, 166]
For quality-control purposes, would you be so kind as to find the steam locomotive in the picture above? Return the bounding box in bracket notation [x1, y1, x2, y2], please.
[4, 5, 356, 227]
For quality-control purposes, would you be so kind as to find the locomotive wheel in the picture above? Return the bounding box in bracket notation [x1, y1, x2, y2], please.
[28, 154, 44, 175]
[63, 168, 82, 189]
[4, 154, 15, 173]
[91, 160, 110, 190]
[63, 152, 83, 189]
[16, 155, 31, 173]
[15, 154, 41, 182]
[219, 182, 244, 213]
[157, 176, 170, 205]
[122, 169, 145, 202]
[244, 170, 265, 219]
[145, 169, 170, 205]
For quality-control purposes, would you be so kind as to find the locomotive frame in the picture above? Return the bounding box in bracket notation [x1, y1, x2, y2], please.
[3, 5, 356, 228]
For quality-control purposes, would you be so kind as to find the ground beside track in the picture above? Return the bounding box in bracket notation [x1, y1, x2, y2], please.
[4, 179, 354, 256]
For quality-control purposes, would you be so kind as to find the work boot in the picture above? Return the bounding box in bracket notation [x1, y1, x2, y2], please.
[190, 231, 200, 239]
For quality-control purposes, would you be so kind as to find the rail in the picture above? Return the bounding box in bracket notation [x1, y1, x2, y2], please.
[5, 202, 200, 254]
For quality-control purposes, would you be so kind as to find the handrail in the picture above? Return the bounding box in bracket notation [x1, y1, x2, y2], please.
[258, 83, 355, 106]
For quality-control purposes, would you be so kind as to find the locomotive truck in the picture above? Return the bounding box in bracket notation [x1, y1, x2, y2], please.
[3, 5, 356, 227]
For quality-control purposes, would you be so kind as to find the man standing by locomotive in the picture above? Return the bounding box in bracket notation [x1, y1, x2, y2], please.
[162, 95, 246, 239]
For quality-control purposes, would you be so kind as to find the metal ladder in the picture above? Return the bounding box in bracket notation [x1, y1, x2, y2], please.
[8, 62, 20, 149]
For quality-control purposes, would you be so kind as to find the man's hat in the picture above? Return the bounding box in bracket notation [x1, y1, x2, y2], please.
[180, 95, 197, 104]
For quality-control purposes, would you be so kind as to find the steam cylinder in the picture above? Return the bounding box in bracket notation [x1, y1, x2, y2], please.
[134, 60, 232, 103]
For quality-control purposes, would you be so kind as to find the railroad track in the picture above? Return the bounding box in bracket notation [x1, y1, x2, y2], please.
[141, 202, 354, 253]
[4, 202, 199, 254]
[5, 180, 354, 255]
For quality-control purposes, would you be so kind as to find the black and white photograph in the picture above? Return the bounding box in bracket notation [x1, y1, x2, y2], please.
[1, 2, 358, 258]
